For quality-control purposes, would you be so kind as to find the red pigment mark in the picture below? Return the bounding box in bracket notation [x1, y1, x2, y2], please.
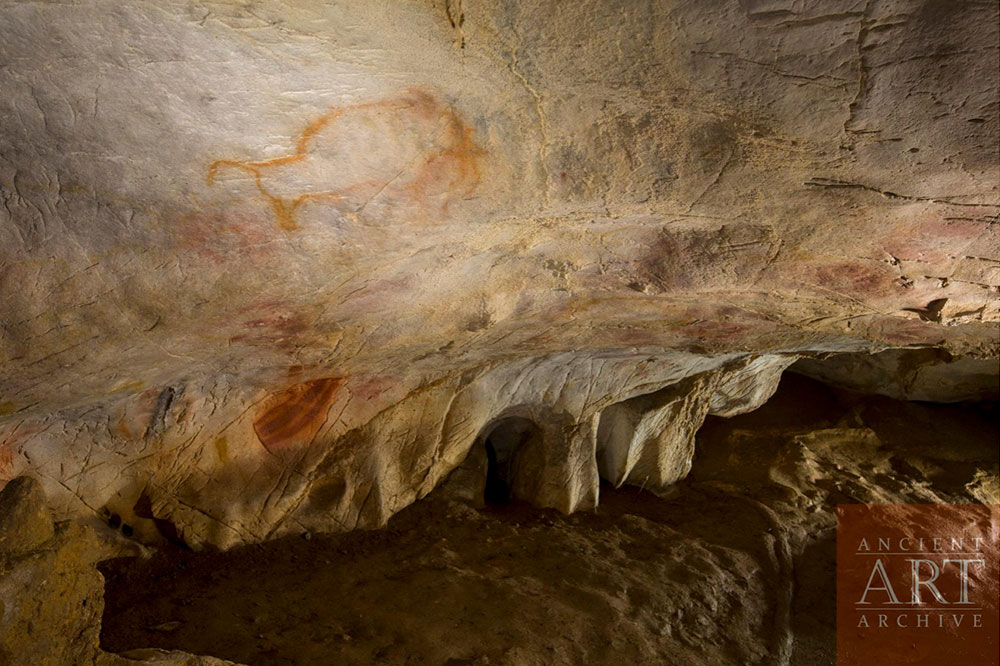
[882, 218, 984, 263]
[206, 88, 484, 231]
[352, 376, 397, 403]
[867, 315, 948, 346]
[114, 388, 162, 441]
[174, 396, 194, 425]
[175, 208, 276, 266]
[233, 313, 305, 341]
[253, 377, 343, 456]
[681, 319, 752, 342]
[227, 301, 310, 347]
[808, 261, 896, 299]
[340, 276, 415, 315]
[0, 423, 43, 482]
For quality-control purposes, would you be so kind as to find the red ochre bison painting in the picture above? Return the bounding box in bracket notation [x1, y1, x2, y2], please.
[206, 89, 484, 231]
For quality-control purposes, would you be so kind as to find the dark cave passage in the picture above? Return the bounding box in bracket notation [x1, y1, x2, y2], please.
[480, 416, 541, 506]
[483, 438, 509, 505]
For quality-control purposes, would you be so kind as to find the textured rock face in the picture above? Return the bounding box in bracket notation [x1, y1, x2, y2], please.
[0, 476, 54, 555]
[95, 377, 1000, 665]
[0, 0, 998, 548]
[791, 348, 1000, 402]
[0, 477, 240, 666]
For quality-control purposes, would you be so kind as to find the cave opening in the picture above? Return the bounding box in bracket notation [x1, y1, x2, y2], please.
[480, 416, 541, 506]
[89, 359, 997, 666]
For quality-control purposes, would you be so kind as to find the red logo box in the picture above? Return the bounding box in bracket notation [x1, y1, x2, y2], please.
[837, 504, 999, 665]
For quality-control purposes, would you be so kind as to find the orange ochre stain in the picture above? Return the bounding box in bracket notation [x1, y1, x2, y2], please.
[206, 89, 484, 231]
[0, 423, 44, 481]
[214, 436, 229, 464]
[253, 377, 343, 455]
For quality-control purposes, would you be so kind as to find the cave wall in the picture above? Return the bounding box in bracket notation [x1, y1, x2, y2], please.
[0, 0, 997, 548]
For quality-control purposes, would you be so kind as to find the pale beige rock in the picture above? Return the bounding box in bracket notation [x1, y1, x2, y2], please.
[597, 374, 713, 491]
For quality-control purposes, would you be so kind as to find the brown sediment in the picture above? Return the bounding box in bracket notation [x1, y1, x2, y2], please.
[213, 436, 229, 465]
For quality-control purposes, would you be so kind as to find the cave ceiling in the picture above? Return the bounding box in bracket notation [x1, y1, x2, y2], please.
[0, 0, 997, 547]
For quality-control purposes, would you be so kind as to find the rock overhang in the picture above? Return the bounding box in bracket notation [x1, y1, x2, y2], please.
[0, 0, 997, 548]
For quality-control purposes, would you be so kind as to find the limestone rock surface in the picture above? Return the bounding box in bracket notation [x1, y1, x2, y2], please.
[791, 349, 999, 402]
[0, 0, 997, 548]
[0, 477, 243, 666]
[0, 476, 54, 556]
[94, 377, 1000, 666]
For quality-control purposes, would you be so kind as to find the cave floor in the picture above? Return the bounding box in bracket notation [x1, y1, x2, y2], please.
[99, 376, 998, 666]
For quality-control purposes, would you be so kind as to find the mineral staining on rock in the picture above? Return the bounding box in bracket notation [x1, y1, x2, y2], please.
[0, 0, 997, 552]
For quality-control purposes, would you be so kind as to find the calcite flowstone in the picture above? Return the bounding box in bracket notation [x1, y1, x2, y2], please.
[0, 0, 997, 548]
